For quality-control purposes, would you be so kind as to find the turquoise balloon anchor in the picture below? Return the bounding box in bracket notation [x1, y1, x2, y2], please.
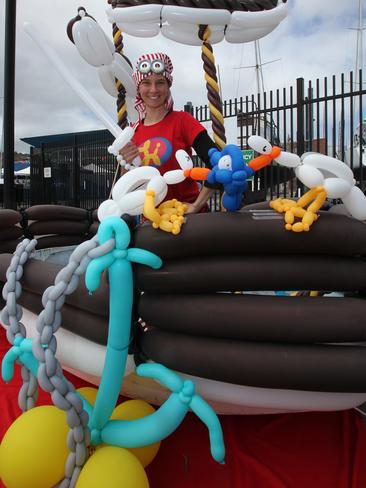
[84, 216, 225, 464]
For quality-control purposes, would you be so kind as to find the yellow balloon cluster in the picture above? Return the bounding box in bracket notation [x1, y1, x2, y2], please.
[0, 406, 69, 488]
[0, 390, 160, 488]
[270, 187, 327, 232]
[144, 190, 187, 234]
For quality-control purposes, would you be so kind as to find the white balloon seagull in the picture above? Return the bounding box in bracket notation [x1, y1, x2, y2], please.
[97, 150, 209, 234]
[248, 135, 366, 232]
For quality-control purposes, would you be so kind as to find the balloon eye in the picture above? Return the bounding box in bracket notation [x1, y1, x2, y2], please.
[138, 60, 151, 74]
[151, 60, 165, 74]
[218, 155, 232, 170]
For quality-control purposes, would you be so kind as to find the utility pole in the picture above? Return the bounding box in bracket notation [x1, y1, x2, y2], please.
[3, 0, 16, 209]
[233, 40, 280, 97]
[348, 0, 365, 90]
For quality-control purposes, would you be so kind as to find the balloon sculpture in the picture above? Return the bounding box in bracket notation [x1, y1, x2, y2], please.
[207, 143, 281, 211]
[0, 218, 225, 488]
[5, 5, 288, 484]
[97, 151, 210, 234]
[248, 135, 366, 231]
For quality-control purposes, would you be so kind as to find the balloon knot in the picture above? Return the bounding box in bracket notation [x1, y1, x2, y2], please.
[90, 428, 102, 445]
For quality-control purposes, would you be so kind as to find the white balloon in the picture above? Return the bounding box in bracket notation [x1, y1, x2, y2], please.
[303, 154, 354, 183]
[72, 20, 97, 66]
[87, 21, 115, 65]
[72, 17, 113, 67]
[225, 25, 276, 44]
[108, 126, 135, 157]
[24, 22, 122, 139]
[147, 175, 167, 196]
[163, 169, 185, 185]
[111, 53, 136, 97]
[175, 149, 193, 170]
[230, 3, 288, 28]
[275, 151, 301, 168]
[112, 166, 159, 202]
[248, 135, 272, 155]
[108, 4, 162, 24]
[300, 151, 318, 161]
[161, 24, 224, 46]
[323, 178, 352, 199]
[162, 6, 230, 26]
[98, 65, 118, 97]
[118, 189, 147, 215]
[342, 186, 366, 220]
[116, 22, 160, 38]
[97, 199, 122, 222]
[126, 96, 139, 124]
[295, 164, 324, 188]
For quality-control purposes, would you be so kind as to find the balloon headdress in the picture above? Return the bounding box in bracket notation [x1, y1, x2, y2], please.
[133, 52, 174, 119]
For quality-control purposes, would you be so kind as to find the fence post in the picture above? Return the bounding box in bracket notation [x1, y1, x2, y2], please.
[73, 134, 80, 207]
[296, 77, 305, 157]
[3, 0, 17, 209]
[184, 101, 194, 114]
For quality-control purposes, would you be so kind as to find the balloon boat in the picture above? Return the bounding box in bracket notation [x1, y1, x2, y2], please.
[2, 1, 366, 487]
[1, 202, 366, 416]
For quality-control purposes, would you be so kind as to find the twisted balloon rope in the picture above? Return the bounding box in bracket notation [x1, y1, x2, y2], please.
[112, 21, 129, 130]
[199, 25, 226, 149]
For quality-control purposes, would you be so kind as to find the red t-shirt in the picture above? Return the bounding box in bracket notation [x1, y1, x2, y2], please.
[133, 111, 205, 203]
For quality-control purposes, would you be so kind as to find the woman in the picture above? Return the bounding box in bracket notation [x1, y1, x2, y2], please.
[120, 52, 218, 213]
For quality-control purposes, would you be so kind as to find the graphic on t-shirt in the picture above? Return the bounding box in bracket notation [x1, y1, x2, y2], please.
[138, 137, 172, 167]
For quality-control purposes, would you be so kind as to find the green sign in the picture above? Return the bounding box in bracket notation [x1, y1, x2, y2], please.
[242, 149, 254, 163]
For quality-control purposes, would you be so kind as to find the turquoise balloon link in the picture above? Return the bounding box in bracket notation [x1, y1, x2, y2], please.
[190, 395, 226, 464]
[101, 391, 190, 448]
[2, 338, 39, 382]
[136, 363, 184, 392]
[99, 361, 225, 464]
[137, 363, 225, 463]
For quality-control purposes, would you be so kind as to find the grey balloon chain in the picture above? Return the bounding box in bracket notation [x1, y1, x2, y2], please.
[1, 235, 116, 488]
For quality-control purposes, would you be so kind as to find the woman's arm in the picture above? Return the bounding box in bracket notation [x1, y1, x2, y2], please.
[185, 130, 221, 214]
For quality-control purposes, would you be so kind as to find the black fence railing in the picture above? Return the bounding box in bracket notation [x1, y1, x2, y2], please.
[3, 70, 364, 211]
[193, 72, 366, 205]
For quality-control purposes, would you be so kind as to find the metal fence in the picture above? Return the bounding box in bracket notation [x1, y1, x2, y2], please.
[5, 70, 364, 211]
[194, 72, 366, 207]
[29, 130, 115, 209]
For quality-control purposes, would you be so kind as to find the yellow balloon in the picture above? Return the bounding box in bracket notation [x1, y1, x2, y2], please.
[110, 400, 161, 467]
[77, 387, 99, 406]
[0, 406, 69, 488]
[76, 446, 149, 488]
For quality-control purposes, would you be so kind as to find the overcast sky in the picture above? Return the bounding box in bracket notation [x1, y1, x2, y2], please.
[0, 0, 363, 153]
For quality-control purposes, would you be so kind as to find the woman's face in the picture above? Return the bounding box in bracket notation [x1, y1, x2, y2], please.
[138, 73, 170, 111]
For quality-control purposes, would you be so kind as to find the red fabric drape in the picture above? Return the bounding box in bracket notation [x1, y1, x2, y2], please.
[1, 327, 366, 488]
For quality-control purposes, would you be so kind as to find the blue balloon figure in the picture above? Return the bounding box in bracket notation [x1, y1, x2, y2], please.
[208, 144, 254, 212]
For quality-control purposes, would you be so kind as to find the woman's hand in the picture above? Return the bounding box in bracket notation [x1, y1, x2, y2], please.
[185, 203, 199, 214]
[119, 142, 140, 164]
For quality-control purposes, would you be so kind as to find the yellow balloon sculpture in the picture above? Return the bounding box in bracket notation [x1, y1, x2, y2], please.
[76, 446, 149, 488]
[110, 400, 161, 467]
[0, 406, 69, 488]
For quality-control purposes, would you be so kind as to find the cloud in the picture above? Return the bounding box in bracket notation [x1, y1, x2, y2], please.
[0, 0, 360, 152]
